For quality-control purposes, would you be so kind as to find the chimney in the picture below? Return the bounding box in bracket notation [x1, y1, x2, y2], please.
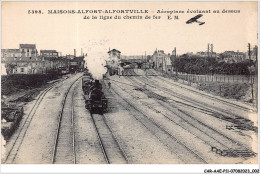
[74, 49, 76, 57]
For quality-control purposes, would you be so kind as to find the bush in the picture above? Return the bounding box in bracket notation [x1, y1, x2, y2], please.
[197, 82, 250, 100]
[173, 55, 255, 75]
[1, 72, 60, 95]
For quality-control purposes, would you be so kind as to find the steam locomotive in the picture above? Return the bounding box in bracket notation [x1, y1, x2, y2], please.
[83, 79, 108, 113]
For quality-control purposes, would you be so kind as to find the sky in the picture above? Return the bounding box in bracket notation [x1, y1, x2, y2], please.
[1, 1, 258, 56]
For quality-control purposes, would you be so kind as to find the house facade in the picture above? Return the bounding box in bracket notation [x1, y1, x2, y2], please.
[1, 49, 21, 58]
[3, 57, 44, 74]
[19, 44, 37, 57]
[1, 44, 70, 75]
[106, 49, 121, 75]
[220, 51, 246, 63]
[150, 49, 172, 72]
[40, 50, 59, 58]
[107, 49, 121, 67]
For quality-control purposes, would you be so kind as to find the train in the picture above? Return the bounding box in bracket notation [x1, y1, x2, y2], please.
[82, 77, 108, 113]
[58, 67, 69, 75]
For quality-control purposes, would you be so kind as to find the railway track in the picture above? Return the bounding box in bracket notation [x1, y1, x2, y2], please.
[129, 76, 255, 134]
[90, 113, 129, 164]
[107, 81, 208, 164]
[3, 78, 68, 164]
[124, 77, 256, 160]
[160, 101, 256, 158]
[52, 77, 81, 164]
[52, 77, 128, 164]
[131, 76, 257, 132]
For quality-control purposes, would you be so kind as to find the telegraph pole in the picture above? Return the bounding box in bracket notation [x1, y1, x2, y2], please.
[174, 47, 178, 76]
[248, 43, 253, 101]
[145, 51, 147, 75]
[162, 55, 164, 74]
[248, 43, 251, 60]
[211, 44, 213, 58]
[206, 44, 210, 74]
[255, 45, 258, 62]
[207, 44, 210, 58]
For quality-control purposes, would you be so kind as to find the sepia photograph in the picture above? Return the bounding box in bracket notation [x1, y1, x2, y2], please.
[1, 1, 259, 173]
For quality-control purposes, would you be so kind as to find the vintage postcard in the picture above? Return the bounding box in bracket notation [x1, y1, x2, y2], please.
[1, 1, 259, 173]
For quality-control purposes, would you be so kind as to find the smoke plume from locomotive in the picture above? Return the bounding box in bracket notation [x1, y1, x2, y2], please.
[85, 52, 108, 80]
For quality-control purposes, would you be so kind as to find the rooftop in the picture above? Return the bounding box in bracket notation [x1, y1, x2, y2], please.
[3, 57, 43, 63]
[40, 50, 57, 53]
[108, 49, 121, 54]
[19, 44, 36, 49]
[1, 49, 20, 53]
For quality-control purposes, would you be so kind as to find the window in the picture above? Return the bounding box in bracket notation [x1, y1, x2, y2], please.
[21, 68, 24, 72]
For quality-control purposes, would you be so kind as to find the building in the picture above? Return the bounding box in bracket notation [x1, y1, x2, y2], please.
[106, 49, 121, 75]
[1, 44, 38, 59]
[3, 56, 45, 74]
[1, 44, 72, 75]
[19, 44, 37, 57]
[220, 51, 246, 63]
[69, 56, 85, 73]
[107, 49, 121, 67]
[1, 49, 21, 58]
[1, 43, 84, 75]
[120, 55, 148, 69]
[196, 51, 217, 58]
[121, 55, 144, 64]
[40, 50, 59, 58]
[245, 46, 258, 62]
[150, 49, 172, 72]
[66, 54, 76, 60]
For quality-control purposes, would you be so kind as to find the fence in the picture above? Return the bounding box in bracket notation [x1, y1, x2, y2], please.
[172, 72, 256, 84]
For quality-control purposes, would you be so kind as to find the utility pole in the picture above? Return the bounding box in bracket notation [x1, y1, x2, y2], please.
[175, 47, 178, 77]
[162, 55, 164, 74]
[145, 51, 147, 75]
[255, 45, 258, 62]
[211, 44, 213, 58]
[206, 44, 209, 74]
[248, 43, 251, 60]
[248, 43, 253, 101]
[207, 43, 210, 58]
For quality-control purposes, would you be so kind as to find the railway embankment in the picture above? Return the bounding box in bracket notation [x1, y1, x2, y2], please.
[1, 73, 67, 140]
[2, 73, 61, 101]
[196, 82, 253, 102]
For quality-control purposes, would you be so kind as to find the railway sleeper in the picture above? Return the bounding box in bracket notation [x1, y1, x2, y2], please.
[211, 147, 256, 158]
[226, 123, 257, 132]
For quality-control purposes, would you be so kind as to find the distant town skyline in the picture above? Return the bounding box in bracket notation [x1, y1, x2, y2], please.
[2, 1, 258, 56]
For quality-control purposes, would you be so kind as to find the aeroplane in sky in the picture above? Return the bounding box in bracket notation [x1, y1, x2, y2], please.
[186, 14, 205, 25]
